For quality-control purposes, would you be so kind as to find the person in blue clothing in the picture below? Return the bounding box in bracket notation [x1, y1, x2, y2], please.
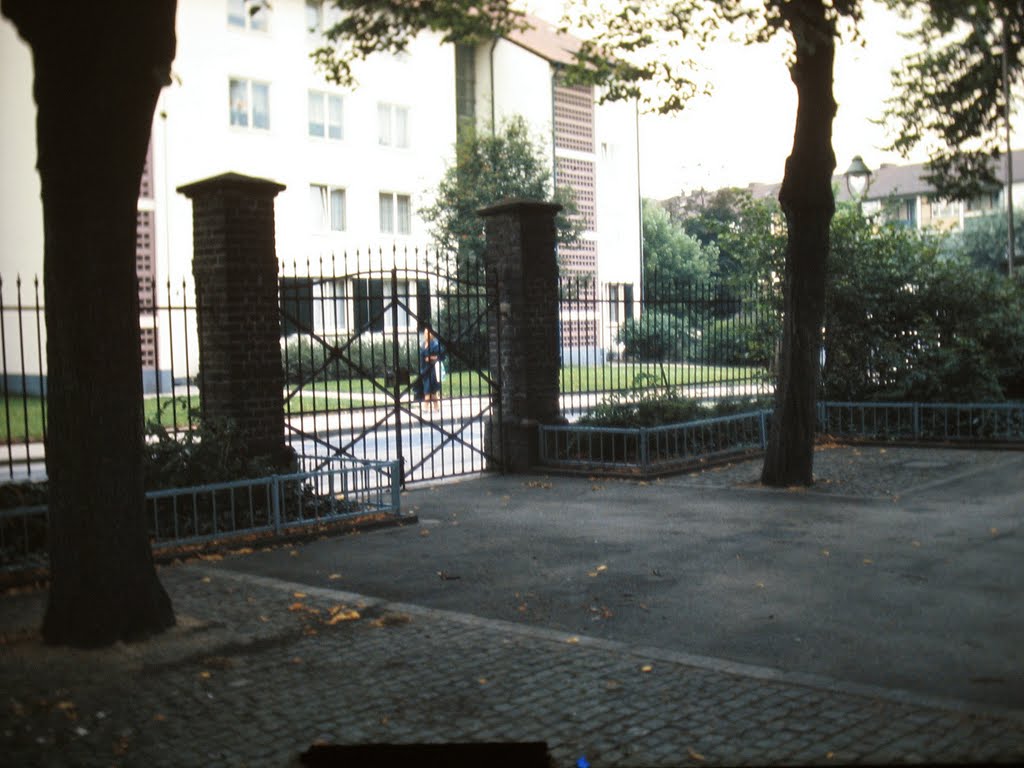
[418, 325, 445, 411]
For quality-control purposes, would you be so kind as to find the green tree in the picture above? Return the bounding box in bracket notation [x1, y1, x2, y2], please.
[824, 206, 1024, 401]
[2, 0, 177, 647]
[941, 209, 1024, 274]
[420, 116, 579, 282]
[642, 198, 718, 300]
[882, 0, 1023, 200]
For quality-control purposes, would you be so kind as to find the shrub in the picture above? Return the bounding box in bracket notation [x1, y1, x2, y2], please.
[282, 334, 420, 385]
[617, 311, 692, 362]
[579, 389, 770, 429]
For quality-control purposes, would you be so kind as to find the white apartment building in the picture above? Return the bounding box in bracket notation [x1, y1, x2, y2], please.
[1, 0, 641, 387]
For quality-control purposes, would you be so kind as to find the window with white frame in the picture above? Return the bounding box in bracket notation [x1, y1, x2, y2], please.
[379, 193, 412, 235]
[377, 103, 410, 148]
[229, 78, 270, 129]
[304, 0, 323, 33]
[227, 0, 269, 31]
[308, 91, 343, 139]
[310, 185, 346, 232]
[313, 279, 348, 333]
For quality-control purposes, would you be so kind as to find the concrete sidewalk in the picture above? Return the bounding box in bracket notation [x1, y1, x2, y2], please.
[2, 445, 1023, 767]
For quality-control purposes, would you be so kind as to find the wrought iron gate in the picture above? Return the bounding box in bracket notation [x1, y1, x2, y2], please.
[279, 253, 502, 485]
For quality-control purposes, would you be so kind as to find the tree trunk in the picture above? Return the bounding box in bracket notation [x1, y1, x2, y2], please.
[761, 0, 837, 487]
[2, 1, 178, 646]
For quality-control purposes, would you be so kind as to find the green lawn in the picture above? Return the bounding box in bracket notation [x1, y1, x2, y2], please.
[2, 363, 763, 442]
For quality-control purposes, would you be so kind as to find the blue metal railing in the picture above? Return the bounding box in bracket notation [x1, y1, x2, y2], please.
[0, 457, 401, 573]
[539, 401, 1024, 474]
[539, 410, 771, 474]
[818, 401, 1024, 442]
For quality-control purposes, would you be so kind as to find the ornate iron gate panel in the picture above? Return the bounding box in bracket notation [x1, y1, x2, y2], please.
[279, 251, 502, 485]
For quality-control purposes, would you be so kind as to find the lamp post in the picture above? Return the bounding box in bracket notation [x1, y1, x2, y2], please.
[844, 155, 872, 211]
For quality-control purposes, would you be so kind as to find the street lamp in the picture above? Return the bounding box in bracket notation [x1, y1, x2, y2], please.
[844, 155, 872, 203]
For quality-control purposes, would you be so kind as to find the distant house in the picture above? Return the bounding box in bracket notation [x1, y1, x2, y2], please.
[665, 150, 1023, 235]
[833, 150, 1023, 231]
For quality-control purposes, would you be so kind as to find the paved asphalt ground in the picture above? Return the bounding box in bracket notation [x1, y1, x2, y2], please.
[2, 444, 1023, 766]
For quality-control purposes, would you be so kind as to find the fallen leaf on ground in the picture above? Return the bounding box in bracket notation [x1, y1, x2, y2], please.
[640, 664, 653, 673]
[293, 591, 307, 598]
[326, 607, 360, 624]
[288, 602, 307, 612]
[821, 549, 830, 557]
[198, 671, 212, 679]
[863, 559, 874, 565]
[152, 714, 166, 722]
[688, 747, 705, 762]
[289, 550, 299, 557]
[328, 573, 342, 580]
[369, 612, 411, 628]
[566, 636, 580, 644]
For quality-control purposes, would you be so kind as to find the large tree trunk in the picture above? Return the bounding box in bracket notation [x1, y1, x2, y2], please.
[2, 1, 178, 646]
[761, 0, 837, 487]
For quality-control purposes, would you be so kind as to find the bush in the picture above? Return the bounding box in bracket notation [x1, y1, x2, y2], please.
[579, 389, 770, 429]
[823, 209, 1024, 402]
[617, 311, 692, 362]
[142, 414, 287, 491]
[282, 334, 420, 385]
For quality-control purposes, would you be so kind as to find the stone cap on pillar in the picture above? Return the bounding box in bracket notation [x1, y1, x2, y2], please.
[477, 198, 563, 218]
[177, 172, 286, 200]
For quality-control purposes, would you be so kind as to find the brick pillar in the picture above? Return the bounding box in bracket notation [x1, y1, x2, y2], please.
[479, 199, 564, 472]
[177, 172, 293, 469]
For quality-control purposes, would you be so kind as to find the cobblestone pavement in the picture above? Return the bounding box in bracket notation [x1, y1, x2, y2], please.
[3, 561, 1024, 768]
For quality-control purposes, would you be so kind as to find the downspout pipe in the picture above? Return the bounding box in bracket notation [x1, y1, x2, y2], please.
[489, 38, 498, 135]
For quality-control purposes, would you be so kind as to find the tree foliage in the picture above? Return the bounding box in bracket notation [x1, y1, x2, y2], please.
[824, 206, 1024, 401]
[420, 116, 579, 282]
[941, 208, 1024, 274]
[882, 0, 1024, 199]
[313, 0, 528, 88]
[642, 199, 718, 298]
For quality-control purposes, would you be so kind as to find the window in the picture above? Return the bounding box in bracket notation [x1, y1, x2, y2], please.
[227, 0, 268, 31]
[308, 91, 343, 139]
[379, 193, 411, 235]
[310, 184, 346, 232]
[304, 0, 322, 33]
[229, 78, 270, 130]
[377, 103, 409, 148]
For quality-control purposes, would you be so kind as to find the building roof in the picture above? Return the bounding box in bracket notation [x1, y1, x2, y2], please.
[504, 12, 582, 66]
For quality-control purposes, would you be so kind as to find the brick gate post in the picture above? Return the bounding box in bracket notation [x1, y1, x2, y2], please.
[479, 199, 564, 472]
[177, 172, 293, 469]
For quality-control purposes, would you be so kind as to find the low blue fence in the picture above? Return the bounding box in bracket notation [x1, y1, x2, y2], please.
[539, 410, 771, 475]
[539, 401, 1024, 476]
[1, 457, 401, 575]
[818, 401, 1024, 443]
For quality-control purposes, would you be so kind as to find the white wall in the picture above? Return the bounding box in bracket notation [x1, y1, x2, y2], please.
[489, 39, 554, 169]
[0, 18, 43, 282]
[594, 96, 642, 289]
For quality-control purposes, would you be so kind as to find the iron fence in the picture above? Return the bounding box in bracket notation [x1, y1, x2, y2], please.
[539, 410, 771, 475]
[557, 274, 776, 418]
[1, 457, 400, 573]
[818, 401, 1024, 442]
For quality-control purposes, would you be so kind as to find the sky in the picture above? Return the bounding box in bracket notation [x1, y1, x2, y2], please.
[527, 0, 1024, 200]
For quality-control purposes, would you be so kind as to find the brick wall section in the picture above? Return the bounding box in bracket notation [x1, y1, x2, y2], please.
[479, 199, 564, 472]
[177, 173, 292, 469]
